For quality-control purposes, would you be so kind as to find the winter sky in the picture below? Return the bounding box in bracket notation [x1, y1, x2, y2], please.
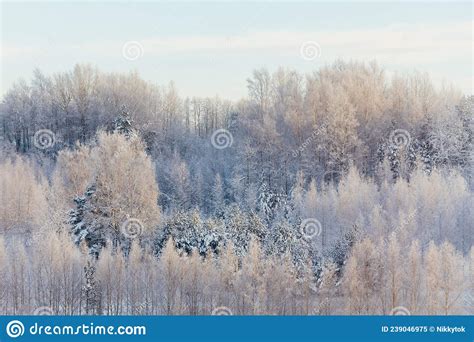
[1, 1, 473, 99]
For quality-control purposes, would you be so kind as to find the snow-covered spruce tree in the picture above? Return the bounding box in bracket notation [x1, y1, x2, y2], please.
[326, 224, 360, 269]
[157, 211, 202, 255]
[256, 180, 292, 226]
[263, 216, 309, 272]
[421, 106, 470, 171]
[384, 138, 418, 181]
[82, 258, 101, 314]
[155, 210, 224, 256]
[199, 218, 225, 256]
[112, 106, 136, 138]
[69, 185, 105, 257]
[264, 219, 295, 256]
[223, 204, 267, 257]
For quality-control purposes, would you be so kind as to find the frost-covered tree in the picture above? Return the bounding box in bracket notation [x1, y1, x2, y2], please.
[0, 158, 48, 234]
[0, 61, 471, 317]
[404, 240, 422, 314]
[317, 260, 338, 315]
[159, 238, 182, 315]
[113, 107, 136, 138]
[343, 238, 383, 314]
[68, 131, 160, 253]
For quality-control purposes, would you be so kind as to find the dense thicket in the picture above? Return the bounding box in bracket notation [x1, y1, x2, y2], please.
[0, 61, 472, 315]
[1, 62, 472, 206]
[0, 234, 472, 315]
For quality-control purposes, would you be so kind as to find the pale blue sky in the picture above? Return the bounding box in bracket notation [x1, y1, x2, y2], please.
[1, 1, 473, 99]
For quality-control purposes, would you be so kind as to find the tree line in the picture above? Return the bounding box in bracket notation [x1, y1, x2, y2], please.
[0, 61, 472, 315]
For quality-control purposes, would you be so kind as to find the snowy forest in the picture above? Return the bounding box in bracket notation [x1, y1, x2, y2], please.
[0, 61, 472, 315]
